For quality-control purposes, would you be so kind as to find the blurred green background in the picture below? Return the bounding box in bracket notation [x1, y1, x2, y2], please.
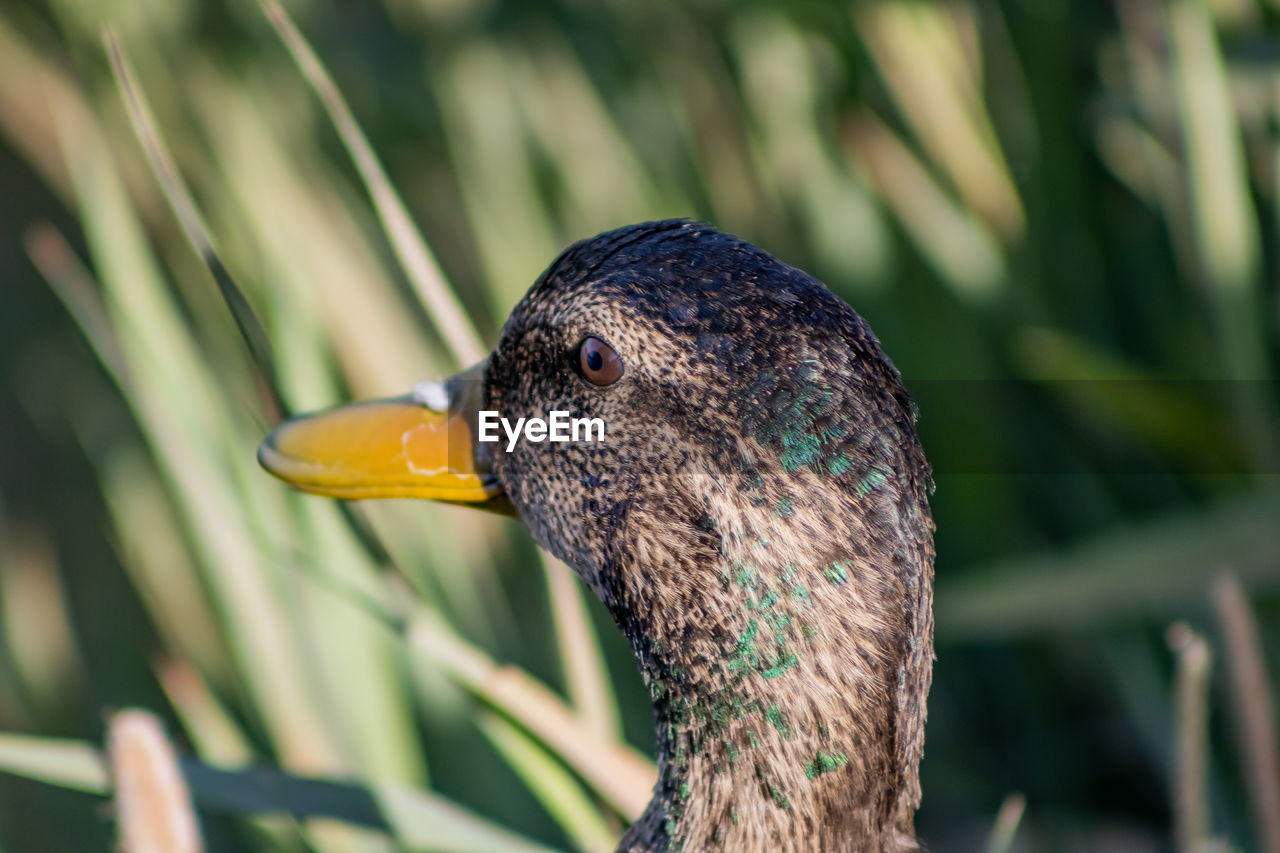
[0, 0, 1278, 850]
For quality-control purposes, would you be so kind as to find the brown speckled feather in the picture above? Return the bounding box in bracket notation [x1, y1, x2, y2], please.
[485, 220, 935, 852]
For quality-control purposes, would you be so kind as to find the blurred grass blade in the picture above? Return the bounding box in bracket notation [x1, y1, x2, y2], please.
[1212, 574, 1280, 853]
[540, 553, 620, 743]
[116, 58, 438, 790]
[845, 111, 1005, 302]
[1167, 623, 1213, 852]
[287, 499, 430, 787]
[0, 732, 558, 853]
[100, 450, 231, 686]
[156, 660, 310, 852]
[261, 0, 485, 366]
[156, 660, 255, 767]
[240, 768, 570, 852]
[937, 493, 1280, 638]
[479, 712, 616, 853]
[0, 733, 109, 794]
[190, 68, 441, 396]
[188, 765, 560, 853]
[433, 39, 561, 311]
[1015, 327, 1247, 473]
[52, 85, 346, 775]
[508, 38, 670, 231]
[855, 0, 1024, 240]
[357, 502, 506, 649]
[0, 11, 76, 200]
[108, 710, 205, 853]
[1166, 0, 1260, 298]
[104, 28, 283, 414]
[1164, 0, 1277, 474]
[730, 13, 889, 285]
[0, 522, 84, 717]
[983, 792, 1025, 853]
[1092, 116, 1179, 213]
[407, 609, 655, 821]
[24, 222, 128, 387]
[655, 41, 774, 237]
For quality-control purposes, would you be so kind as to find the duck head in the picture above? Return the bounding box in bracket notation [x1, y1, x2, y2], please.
[260, 220, 935, 852]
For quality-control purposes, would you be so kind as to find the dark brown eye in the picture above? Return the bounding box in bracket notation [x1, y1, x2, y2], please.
[578, 337, 623, 386]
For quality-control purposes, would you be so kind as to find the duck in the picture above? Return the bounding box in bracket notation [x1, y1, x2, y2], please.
[258, 219, 935, 852]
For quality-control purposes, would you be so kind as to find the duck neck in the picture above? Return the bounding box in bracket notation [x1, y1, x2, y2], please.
[609, 498, 930, 852]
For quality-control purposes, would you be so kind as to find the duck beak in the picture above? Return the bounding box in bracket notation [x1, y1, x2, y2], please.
[258, 361, 510, 512]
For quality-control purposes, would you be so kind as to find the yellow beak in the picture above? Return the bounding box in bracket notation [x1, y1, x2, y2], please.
[258, 361, 508, 510]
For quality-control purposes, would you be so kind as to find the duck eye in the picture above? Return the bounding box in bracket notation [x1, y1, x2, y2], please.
[578, 337, 623, 387]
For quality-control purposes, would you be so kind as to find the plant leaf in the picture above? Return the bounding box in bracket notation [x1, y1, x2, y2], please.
[0, 733, 559, 853]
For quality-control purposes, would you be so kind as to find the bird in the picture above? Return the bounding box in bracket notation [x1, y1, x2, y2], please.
[259, 219, 935, 852]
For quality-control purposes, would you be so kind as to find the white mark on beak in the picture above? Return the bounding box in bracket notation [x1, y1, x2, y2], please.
[412, 380, 449, 412]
